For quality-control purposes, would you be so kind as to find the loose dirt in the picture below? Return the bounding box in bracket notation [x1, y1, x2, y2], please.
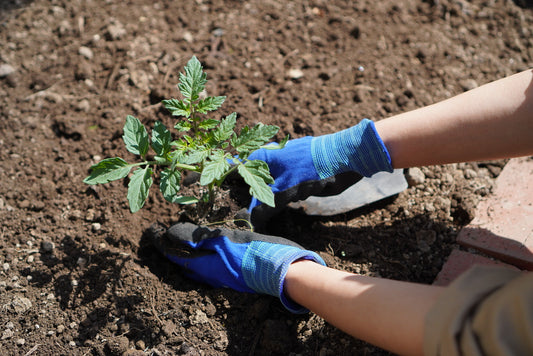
[0, 0, 530, 354]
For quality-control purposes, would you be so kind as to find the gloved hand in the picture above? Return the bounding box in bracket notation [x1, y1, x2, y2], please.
[246, 118, 393, 227]
[151, 222, 326, 313]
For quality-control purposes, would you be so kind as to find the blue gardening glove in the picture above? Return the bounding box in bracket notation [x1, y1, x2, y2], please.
[151, 222, 326, 313]
[247, 118, 393, 227]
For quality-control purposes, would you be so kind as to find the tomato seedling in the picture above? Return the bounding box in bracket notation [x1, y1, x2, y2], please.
[84, 56, 286, 213]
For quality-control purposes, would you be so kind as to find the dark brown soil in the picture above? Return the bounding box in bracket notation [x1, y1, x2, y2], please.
[0, 0, 530, 354]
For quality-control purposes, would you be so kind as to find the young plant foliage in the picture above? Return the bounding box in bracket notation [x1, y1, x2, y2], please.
[84, 56, 286, 213]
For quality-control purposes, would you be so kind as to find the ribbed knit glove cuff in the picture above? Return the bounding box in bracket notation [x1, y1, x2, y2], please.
[242, 241, 326, 314]
[311, 119, 393, 178]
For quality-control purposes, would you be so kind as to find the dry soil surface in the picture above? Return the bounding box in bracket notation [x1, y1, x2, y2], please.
[1, 0, 531, 355]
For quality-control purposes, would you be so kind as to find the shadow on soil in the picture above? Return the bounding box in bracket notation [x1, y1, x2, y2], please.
[137, 198, 457, 355]
[21, 235, 153, 353]
[513, 0, 533, 8]
[17, 194, 458, 354]
[0, 0, 35, 22]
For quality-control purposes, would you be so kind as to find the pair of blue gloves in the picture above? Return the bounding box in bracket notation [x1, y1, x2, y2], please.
[153, 119, 393, 313]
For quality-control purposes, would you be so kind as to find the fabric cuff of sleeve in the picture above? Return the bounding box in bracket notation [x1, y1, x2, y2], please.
[424, 265, 523, 356]
[311, 118, 393, 178]
[241, 241, 326, 314]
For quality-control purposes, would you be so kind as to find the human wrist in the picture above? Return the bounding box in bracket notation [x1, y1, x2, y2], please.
[283, 260, 324, 311]
[241, 242, 325, 314]
[311, 119, 393, 178]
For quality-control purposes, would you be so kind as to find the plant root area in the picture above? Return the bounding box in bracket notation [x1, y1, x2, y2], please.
[0, 0, 530, 355]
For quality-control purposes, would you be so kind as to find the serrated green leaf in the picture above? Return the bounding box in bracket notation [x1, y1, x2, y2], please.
[183, 135, 194, 144]
[169, 150, 185, 170]
[123, 115, 150, 156]
[154, 156, 168, 164]
[127, 166, 153, 213]
[200, 154, 230, 185]
[174, 121, 192, 132]
[162, 99, 190, 117]
[261, 135, 289, 150]
[232, 123, 280, 153]
[278, 135, 289, 148]
[178, 56, 206, 103]
[244, 160, 275, 184]
[198, 119, 220, 130]
[255, 124, 280, 141]
[152, 121, 172, 157]
[202, 130, 217, 148]
[237, 162, 275, 207]
[171, 140, 187, 150]
[83, 157, 132, 185]
[196, 96, 226, 113]
[181, 147, 210, 165]
[160, 169, 181, 203]
[214, 112, 236, 142]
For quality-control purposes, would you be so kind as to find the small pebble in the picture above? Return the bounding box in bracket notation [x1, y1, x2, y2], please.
[287, 68, 304, 79]
[0, 64, 15, 77]
[406, 167, 425, 185]
[460, 79, 478, 91]
[41, 241, 55, 253]
[77, 257, 87, 268]
[183, 31, 193, 42]
[2, 329, 14, 340]
[464, 168, 477, 179]
[16, 338, 25, 346]
[76, 99, 90, 112]
[136, 339, 145, 350]
[212, 28, 224, 37]
[57, 325, 65, 333]
[9, 296, 32, 314]
[107, 23, 126, 40]
[78, 46, 93, 60]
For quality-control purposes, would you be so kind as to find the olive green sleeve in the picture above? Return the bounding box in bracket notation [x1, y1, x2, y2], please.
[424, 265, 533, 356]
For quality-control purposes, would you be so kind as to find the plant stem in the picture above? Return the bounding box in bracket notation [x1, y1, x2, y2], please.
[217, 161, 240, 183]
[208, 183, 215, 206]
[130, 160, 200, 172]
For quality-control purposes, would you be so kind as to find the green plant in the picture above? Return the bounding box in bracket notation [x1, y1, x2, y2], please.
[84, 56, 286, 213]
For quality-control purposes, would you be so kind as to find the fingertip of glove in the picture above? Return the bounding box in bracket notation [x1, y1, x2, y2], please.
[145, 222, 198, 252]
[143, 222, 169, 254]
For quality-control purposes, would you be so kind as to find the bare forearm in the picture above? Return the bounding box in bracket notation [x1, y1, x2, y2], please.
[376, 69, 533, 168]
[284, 261, 444, 356]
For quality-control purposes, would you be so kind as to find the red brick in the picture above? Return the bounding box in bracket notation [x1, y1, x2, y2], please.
[457, 157, 533, 270]
[433, 249, 519, 286]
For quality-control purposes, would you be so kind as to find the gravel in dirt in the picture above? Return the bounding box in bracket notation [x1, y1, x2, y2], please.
[0, 0, 529, 354]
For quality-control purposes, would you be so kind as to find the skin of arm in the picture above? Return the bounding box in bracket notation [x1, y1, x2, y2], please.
[284, 260, 443, 356]
[284, 70, 533, 355]
[376, 69, 533, 168]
